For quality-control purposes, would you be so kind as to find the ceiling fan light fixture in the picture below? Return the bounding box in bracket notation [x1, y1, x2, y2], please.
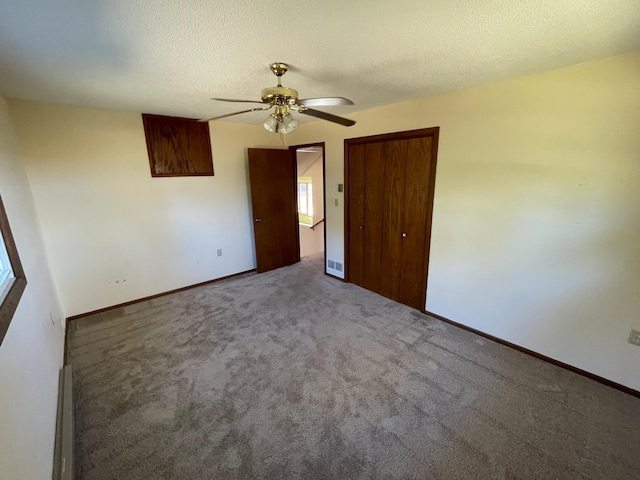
[279, 113, 299, 134]
[263, 114, 279, 132]
[263, 112, 299, 134]
[207, 62, 355, 128]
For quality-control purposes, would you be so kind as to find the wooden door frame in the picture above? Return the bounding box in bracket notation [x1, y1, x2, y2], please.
[343, 127, 440, 308]
[289, 142, 328, 276]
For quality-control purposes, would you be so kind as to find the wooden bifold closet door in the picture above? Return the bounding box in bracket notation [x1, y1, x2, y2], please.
[346, 129, 438, 310]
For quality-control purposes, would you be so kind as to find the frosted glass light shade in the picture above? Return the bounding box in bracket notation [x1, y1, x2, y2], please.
[279, 114, 299, 134]
[263, 115, 279, 132]
[263, 113, 299, 134]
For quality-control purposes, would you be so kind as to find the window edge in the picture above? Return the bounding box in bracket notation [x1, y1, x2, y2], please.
[0, 195, 27, 346]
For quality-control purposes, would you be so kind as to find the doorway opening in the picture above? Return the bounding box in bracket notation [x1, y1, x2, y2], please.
[291, 143, 326, 271]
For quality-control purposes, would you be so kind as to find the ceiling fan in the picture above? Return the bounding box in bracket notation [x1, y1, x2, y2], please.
[199, 62, 356, 134]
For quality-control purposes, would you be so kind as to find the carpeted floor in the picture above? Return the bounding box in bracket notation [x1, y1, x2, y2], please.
[68, 253, 640, 480]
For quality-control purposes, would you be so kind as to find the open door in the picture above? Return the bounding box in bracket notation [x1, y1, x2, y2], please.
[248, 148, 300, 273]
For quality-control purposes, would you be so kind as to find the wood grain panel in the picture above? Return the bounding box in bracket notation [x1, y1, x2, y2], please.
[362, 143, 386, 294]
[399, 137, 432, 309]
[345, 127, 439, 310]
[248, 148, 300, 273]
[347, 144, 367, 288]
[378, 139, 407, 301]
[142, 114, 214, 177]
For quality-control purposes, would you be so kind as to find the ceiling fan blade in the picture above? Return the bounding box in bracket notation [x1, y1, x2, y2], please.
[211, 98, 265, 105]
[199, 106, 271, 122]
[298, 97, 354, 107]
[299, 108, 355, 126]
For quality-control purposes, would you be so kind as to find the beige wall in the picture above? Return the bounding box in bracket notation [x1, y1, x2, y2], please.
[10, 101, 280, 317]
[0, 95, 65, 479]
[287, 52, 640, 391]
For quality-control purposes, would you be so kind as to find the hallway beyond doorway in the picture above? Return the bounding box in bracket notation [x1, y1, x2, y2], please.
[294, 144, 325, 260]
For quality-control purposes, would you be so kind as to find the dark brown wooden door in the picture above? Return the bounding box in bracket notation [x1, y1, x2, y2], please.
[248, 148, 300, 273]
[347, 144, 367, 288]
[376, 140, 407, 301]
[345, 129, 438, 310]
[362, 142, 385, 295]
[398, 137, 433, 309]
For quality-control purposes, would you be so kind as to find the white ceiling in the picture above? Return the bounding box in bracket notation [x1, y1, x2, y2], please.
[0, 0, 639, 124]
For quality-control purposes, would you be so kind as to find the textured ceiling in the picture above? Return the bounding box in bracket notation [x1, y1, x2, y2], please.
[0, 0, 639, 124]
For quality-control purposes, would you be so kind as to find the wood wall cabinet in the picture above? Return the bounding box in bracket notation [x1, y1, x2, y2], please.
[142, 114, 214, 177]
[345, 128, 439, 310]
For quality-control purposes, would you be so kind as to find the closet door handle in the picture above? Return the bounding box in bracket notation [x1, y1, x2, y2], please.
[402, 232, 407, 238]
[359, 225, 364, 230]
[255, 218, 262, 223]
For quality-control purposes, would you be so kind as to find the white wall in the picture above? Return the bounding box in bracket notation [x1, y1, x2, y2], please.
[287, 52, 640, 391]
[10, 101, 280, 317]
[0, 95, 65, 480]
[297, 152, 324, 258]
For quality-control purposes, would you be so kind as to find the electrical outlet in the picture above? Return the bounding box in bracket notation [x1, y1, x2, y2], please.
[217, 249, 222, 257]
[628, 329, 640, 346]
[334, 198, 339, 207]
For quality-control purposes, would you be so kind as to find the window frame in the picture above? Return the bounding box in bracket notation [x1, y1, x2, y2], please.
[0, 239, 15, 303]
[0, 195, 27, 346]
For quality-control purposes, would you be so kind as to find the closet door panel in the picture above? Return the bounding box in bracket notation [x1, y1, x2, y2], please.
[346, 128, 438, 311]
[399, 136, 433, 309]
[378, 139, 407, 301]
[363, 143, 387, 294]
[347, 144, 367, 288]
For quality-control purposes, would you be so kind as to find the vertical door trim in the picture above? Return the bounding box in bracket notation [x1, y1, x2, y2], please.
[344, 127, 440, 308]
[289, 142, 327, 276]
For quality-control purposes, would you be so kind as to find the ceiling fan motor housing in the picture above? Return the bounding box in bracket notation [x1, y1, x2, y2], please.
[261, 86, 299, 106]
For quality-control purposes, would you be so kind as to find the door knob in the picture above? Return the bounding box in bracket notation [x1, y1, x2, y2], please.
[402, 232, 407, 238]
[255, 218, 262, 223]
[359, 225, 364, 230]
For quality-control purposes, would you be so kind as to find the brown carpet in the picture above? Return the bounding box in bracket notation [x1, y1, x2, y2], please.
[68, 253, 640, 479]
